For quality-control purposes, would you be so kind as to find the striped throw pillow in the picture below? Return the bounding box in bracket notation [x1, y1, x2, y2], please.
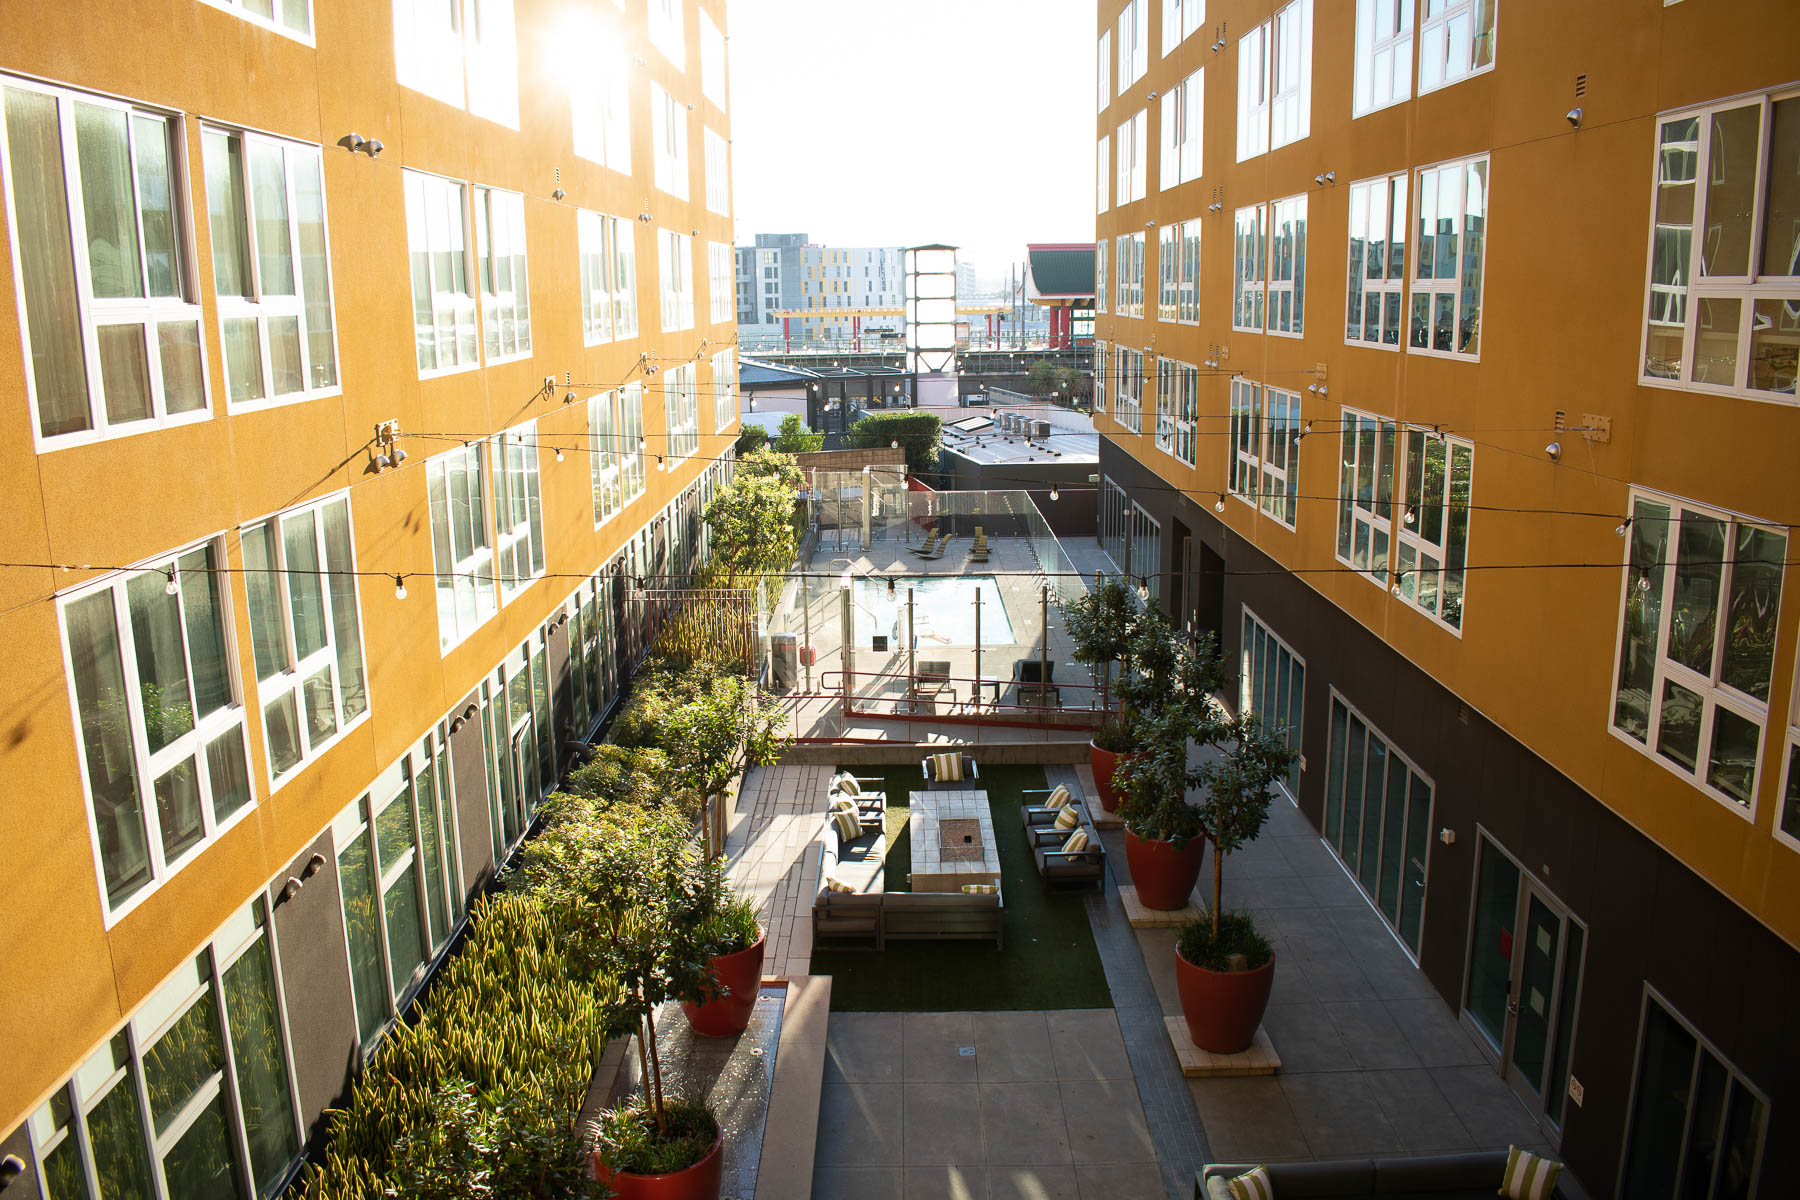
[834, 773, 862, 797]
[829, 796, 858, 816]
[1053, 807, 1080, 831]
[1061, 830, 1089, 854]
[824, 874, 856, 894]
[1499, 1146, 1562, 1200]
[1224, 1165, 1272, 1200]
[932, 751, 964, 781]
[1045, 785, 1073, 809]
[833, 808, 862, 841]
[961, 883, 998, 894]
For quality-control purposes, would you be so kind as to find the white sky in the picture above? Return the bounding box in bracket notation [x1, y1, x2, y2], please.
[726, 0, 1098, 288]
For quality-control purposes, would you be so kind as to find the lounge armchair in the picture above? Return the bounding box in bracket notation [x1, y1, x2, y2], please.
[909, 530, 944, 557]
[1020, 784, 1088, 827]
[911, 659, 955, 707]
[1027, 820, 1105, 888]
[968, 536, 989, 563]
[920, 751, 980, 787]
[1012, 659, 1060, 706]
[919, 536, 952, 561]
[829, 772, 887, 832]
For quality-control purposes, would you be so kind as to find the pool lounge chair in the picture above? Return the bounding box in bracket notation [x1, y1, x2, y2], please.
[910, 531, 944, 557]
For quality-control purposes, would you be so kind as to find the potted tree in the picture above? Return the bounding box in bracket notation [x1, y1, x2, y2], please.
[1065, 575, 1142, 810]
[1113, 621, 1227, 910]
[681, 859, 766, 1038]
[1175, 712, 1297, 1054]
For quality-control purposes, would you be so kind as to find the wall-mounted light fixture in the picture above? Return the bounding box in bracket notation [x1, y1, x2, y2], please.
[1566, 106, 1583, 128]
[1545, 441, 1563, 461]
[552, 187, 566, 201]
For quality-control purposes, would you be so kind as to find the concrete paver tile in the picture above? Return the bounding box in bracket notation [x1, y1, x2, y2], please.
[1059, 1079, 1156, 1164]
[903, 1082, 986, 1167]
[815, 1082, 904, 1167]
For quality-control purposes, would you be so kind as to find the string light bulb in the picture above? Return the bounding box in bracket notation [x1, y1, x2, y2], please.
[555, 447, 565, 462]
[1404, 507, 1416, 526]
[656, 456, 665, 471]
[1637, 572, 1652, 594]
[394, 575, 407, 600]
[1137, 577, 1150, 599]
[163, 569, 178, 596]
[1616, 517, 1632, 537]
[1049, 486, 1060, 501]
[638, 436, 647, 452]
[1214, 493, 1226, 513]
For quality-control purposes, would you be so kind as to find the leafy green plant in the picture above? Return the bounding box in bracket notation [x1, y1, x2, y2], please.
[1064, 575, 1139, 715]
[1177, 909, 1272, 972]
[771, 413, 823, 453]
[691, 857, 762, 960]
[703, 449, 802, 577]
[1192, 711, 1297, 940]
[733, 424, 770, 456]
[1090, 720, 1138, 753]
[611, 658, 787, 795]
[847, 411, 941, 477]
[593, 1097, 717, 1176]
[386, 1079, 608, 1200]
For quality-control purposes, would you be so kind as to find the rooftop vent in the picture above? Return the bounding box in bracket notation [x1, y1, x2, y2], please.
[1035, 421, 1053, 440]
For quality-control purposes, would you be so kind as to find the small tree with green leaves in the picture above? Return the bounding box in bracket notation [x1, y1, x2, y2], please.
[771, 413, 823, 453]
[1192, 711, 1297, 942]
[611, 659, 788, 796]
[1113, 623, 1229, 846]
[733, 423, 770, 456]
[848, 411, 942, 477]
[703, 449, 801, 577]
[1064, 574, 1138, 715]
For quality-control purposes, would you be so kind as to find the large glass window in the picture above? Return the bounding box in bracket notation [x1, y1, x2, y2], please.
[577, 209, 639, 345]
[1242, 607, 1304, 797]
[1640, 91, 1800, 400]
[699, 8, 727, 107]
[1229, 380, 1301, 528]
[1116, 109, 1146, 206]
[571, 34, 630, 173]
[1117, 232, 1145, 318]
[1346, 171, 1408, 347]
[1158, 224, 1179, 321]
[205, 0, 313, 38]
[1154, 357, 1197, 465]
[203, 127, 338, 406]
[242, 495, 367, 786]
[659, 230, 694, 333]
[1130, 503, 1161, 600]
[712, 347, 736, 432]
[664, 362, 699, 461]
[63, 539, 250, 915]
[1268, 194, 1307, 335]
[1353, 0, 1413, 115]
[707, 240, 733, 324]
[1236, 0, 1311, 162]
[473, 186, 529, 361]
[1783, 660, 1800, 850]
[403, 171, 477, 374]
[1160, 68, 1203, 191]
[704, 127, 730, 216]
[651, 82, 689, 200]
[1178, 221, 1201, 323]
[1394, 429, 1474, 630]
[1418, 0, 1496, 95]
[1411, 154, 1488, 358]
[1322, 693, 1432, 954]
[648, 0, 684, 68]
[490, 422, 545, 602]
[1335, 408, 1398, 585]
[1620, 991, 1766, 1198]
[1097, 30, 1111, 114]
[1117, 0, 1148, 89]
[1097, 135, 1110, 214]
[1611, 491, 1786, 811]
[1162, 0, 1205, 56]
[3, 80, 209, 444]
[1102, 478, 1129, 571]
[425, 442, 496, 650]
[1115, 347, 1144, 432]
[392, 0, 518, 127]
[1094, 341, 1109, 412]
[1233, 205, 1266, 331]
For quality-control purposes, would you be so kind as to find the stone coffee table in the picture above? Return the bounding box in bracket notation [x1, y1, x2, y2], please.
[910, 787, 1000, 893]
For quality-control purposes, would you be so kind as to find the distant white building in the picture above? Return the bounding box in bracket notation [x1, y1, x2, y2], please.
[736, 233, 903, 349]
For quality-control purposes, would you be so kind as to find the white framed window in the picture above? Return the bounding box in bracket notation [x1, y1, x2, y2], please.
[1228, 379, 1301, 527]
[1116, 109, 1147, 205]
[1335, 408, 1398, 585]
[203, 0, 313, 40]
[651, 83, 689, 201]
[591, 390, 622, 525]
[704, 127, 730, 215]
[1235, 21, 1267, 161]
[1778, 658, 1800, 851]
[1160, 67, 1203, 191]
[1233, 204, 1265, 331]
[1116, 347, 1144, 432]
[1346, 171, 1408, 347]
[392, 0, 519, 128]
[1177, 220, 1201, 322]
[1236, 0, 1310, 161]
[2, 79, 211, 447]
[1095, 341, 1109, 412]
[1155, 356, 1197, 465]
[1418, 0, 1496, 96]
[699, 8, 727, 108]
[474, 186, 530, 361]
[403, 170, 477, 375]
[572, 42, 631, 173]
[1098, 29, 1112, 112]
[1162, 0, 1206, 56]
[1268, 193, 1306, 336]
[1097, 134, 1110, 213]
[1411, 154, 1488, 358]
[649, 0, 685, 69]
[1130, 502, 1161, 598]
[490, 421, 545, 602]
[1102, 477, 1129, 570]
[28, 899, 304, 1197]
[242, 493, 368, 789]
[203, 125, 340, 407]
[1641, 90, 1800, 401]
[1241, 606, 1305, 798]
[712, 347, 736, 432]
[425, 441, 497, 650]
[1096, 238, 1108, 313]
[1393, 427, 1473, 630]
[1115, 231, 1145, 318]
[60, 537, 252, 920]
[1118, 0, 1149, 89]
[1353, 0, 1413, 116]
[707, 240, 733, 324]
[1158, 224, 1179, 321]
[1322, 691, 1434, 955]
[664, 362, 699, 461]
[577, 209, 638, 344]
[1611, 490, 1787, 813]
[659, 229, 695, 332]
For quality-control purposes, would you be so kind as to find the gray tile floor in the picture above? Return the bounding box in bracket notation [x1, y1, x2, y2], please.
[811, 1010, 1165, 1200]
[1125, 797, 1555, 1165]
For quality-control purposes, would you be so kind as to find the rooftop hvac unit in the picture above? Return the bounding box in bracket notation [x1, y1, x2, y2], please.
[1034, 421, 1052, 440]
[997, 413, 1011, 432]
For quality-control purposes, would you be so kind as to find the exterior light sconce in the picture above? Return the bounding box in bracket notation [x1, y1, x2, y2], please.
[1439, 828, 1457, 846]
[563, 391, 577, 405]
[363, 139, 383, 157]
[371, 420, 405, 472]
[1211, 39, 1225, 51]
[1147, 90, 1158, 100]
[552, 187, 566, 201]
[1566, 107, 1583, 128]
[1545, 441, 1563, 461]
[341, 132, 366, 152]
[1316, 385, 1328, 397]
[1313, 171, 1335, 186]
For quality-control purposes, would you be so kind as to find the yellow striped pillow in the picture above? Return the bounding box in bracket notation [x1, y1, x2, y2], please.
[1061, 830, 1089, 854]
[1224, 1165, 1272, 1200]
[932, 752, 964, 781]
[832, 808, 862, 841]
[1499, 1146, 1562, 1200]
[960, 883, 998, 894]
[1045, 784, 1073, 809]
[824, 874, 856, 894]
[838, 773, 863, 796]
[1054, 807, 1080, 831]
[829, 796, 858, 815]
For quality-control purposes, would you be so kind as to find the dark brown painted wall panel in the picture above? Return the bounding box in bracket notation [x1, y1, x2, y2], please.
[268, 829, 357, 1145]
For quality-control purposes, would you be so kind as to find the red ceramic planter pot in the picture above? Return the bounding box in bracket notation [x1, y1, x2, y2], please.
[681, 932, 766, 1038]
[593, 1133, 724, 1200]
[1124, 830, 1207, 911]
[1175, 947, 1275, 1055]
[1089, 743, 1142, 812]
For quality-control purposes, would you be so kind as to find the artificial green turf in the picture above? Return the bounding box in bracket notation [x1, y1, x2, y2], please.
[810, 763, 1113, 1011]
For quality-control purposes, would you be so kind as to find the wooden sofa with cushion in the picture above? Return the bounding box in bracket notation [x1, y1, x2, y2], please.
[811, 817, 1005, 950]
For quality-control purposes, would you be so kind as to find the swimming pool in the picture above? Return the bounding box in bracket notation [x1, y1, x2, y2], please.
[851, 575, 1018, 646]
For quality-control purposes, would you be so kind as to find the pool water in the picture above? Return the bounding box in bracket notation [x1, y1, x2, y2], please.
[852, 575, 1018, 646]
